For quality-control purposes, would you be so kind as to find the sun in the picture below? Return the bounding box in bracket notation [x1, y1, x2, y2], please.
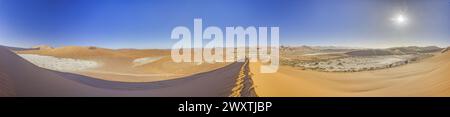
[392, 14, 408, 26]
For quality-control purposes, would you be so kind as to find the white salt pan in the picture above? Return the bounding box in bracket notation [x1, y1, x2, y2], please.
[132, 56, 164, 67]
[18, 54, 99, 72]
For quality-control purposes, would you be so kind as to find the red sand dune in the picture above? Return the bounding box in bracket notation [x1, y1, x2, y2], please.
[0, 46, 244, 97]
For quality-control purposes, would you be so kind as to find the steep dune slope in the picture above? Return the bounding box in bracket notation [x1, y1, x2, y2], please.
[0, 72, 15, 96]
[1, 46, 243, 96]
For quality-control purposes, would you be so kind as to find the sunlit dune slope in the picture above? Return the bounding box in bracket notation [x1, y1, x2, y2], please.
[251, 50, 450, 96]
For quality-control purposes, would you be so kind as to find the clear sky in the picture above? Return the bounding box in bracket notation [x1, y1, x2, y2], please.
[0, 0, 448, 49]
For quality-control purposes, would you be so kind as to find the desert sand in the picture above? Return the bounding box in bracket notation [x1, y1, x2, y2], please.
[0, 46, 246, 96]
[16, 46, 228, 82]
[250, 48, 450, 96]
[2, 45, 450, 97]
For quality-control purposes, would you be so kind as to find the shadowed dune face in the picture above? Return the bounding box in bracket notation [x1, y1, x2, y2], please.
[0, 72, 15, 96]
[251, 50, 450, 97]
[0, 46, 103, 96]
[19, 46, 169, 59]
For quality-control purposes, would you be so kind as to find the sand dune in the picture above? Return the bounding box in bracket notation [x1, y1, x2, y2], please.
[4, 44, 450, 97]
[0, 72, 15, 96]
[251, 50, 450, 96]
[16, 46, 228, 82]
[0, 46, 246, 96]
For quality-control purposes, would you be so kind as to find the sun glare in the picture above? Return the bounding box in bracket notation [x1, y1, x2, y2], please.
[392, 14, 408, 26]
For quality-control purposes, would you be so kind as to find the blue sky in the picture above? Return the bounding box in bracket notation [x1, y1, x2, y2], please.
[0, 0, 448, 49]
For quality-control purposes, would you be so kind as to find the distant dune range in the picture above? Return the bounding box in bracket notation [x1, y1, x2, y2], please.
[281, 46, 444, 72]
[251, 47, 450, 96]
[345, 46, 442, 56]
[0, 46, 246, 96]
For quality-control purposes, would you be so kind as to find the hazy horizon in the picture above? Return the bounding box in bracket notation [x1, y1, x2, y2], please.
[2, 43, 448, 50]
